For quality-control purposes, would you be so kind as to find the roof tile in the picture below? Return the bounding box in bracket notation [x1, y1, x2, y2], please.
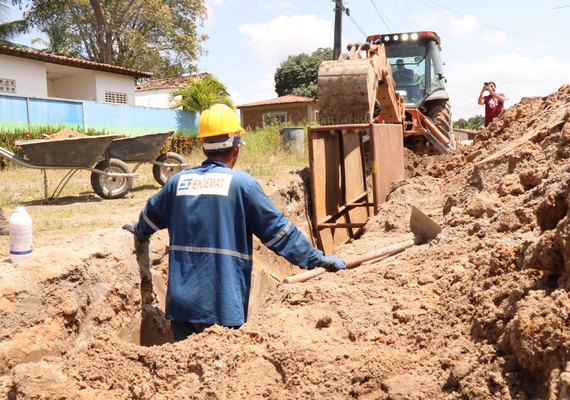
[0, 43, 152, 78]
[237, 95, 317, 108]
[135, 73, 209, 90]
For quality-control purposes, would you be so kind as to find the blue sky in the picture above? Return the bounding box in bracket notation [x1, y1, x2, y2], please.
[8, 0, 570, 120]
[200, 0, 570, 119]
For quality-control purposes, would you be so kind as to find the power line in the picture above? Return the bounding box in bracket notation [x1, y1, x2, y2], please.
[368, 0, 391, 32]
[390, 0, 414, 31]
[299, 0, 319, 13]
[346, 13, 368, 37]
[425, 0, 570, 44]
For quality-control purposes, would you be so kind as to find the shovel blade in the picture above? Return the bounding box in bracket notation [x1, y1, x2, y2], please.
[410, 206, 442, 243]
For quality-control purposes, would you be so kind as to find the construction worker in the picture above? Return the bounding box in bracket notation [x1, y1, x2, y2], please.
[392, 59, 414, 84]
[123, 104, 346, 341]
[478, 81, 505, 127]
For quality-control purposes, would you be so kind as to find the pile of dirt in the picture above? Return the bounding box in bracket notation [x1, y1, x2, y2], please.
[45, 128, 86, 140]
[2, 85, 570, 399]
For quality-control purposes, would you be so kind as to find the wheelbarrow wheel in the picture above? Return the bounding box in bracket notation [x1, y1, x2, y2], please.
[91, 158, 133, 199]
[153, 152, 186, 186]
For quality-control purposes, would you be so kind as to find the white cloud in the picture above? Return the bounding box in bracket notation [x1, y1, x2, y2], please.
[231, 71, 277, 107]
[449, 14, 478, 41]
[412, 11, 442, 28]
[446, 53, 570, 119]
[257, 0, 294, 13]
[204, 0, 226, 27]
[238, 15, 333, 68]
[232, 15, 332, 104]
[482, 31, 509, 47]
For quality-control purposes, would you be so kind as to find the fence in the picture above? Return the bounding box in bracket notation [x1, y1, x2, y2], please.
[0, 94, 198, 135]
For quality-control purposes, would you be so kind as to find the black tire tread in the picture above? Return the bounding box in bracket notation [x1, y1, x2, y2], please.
[427, 100, 452, 139]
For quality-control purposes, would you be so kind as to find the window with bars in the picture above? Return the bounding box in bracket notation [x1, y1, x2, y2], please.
[0, 78, 16, 94]
[104, 91, 127, 104]
[263, 112, 287, 126]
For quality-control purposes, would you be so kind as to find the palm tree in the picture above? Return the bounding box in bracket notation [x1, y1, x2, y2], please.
[31, 23, 78, 57]
[170, 74, 234, 113]
[0, 1, 27, 42]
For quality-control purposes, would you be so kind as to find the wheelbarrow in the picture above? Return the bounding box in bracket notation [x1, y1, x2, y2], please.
[104, 131, 189, 186]
[0, 135, 137, 200]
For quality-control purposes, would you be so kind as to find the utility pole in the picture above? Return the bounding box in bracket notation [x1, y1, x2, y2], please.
[333, 0, 350, 60]
[333, 0, 343, 60]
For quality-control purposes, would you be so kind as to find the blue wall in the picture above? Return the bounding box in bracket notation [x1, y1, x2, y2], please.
[0, 94, 198, 135]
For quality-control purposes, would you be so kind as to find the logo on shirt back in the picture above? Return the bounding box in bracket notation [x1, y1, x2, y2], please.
[176, 173, 233, 196]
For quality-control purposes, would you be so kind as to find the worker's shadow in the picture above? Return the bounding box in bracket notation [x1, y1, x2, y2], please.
[134, 240, 173, 346]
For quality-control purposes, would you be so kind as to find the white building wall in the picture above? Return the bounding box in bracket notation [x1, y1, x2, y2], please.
[135, 88, 180, 109]
[0, 54, 47, 97]
[49, 71, 97, 101]
[95, 72, 137, 105]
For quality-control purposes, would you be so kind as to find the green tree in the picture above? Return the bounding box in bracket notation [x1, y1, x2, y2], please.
[453, 115, 485, 130]
[170, 75, 233, 113]
[454, 118, 467, 129]
[274, 48, 333, 99]
[467, 115, 485, 130]
[31, 23, 79, 57]
[13, 0, 207, 77]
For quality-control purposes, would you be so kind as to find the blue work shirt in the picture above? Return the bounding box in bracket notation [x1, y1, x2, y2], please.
[136, 159, 323, 326]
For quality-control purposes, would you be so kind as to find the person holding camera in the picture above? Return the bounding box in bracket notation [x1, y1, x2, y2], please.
[478, 81, 505, 127]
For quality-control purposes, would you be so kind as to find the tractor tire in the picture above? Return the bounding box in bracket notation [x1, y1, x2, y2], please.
[152, 152, 187, 186]
[427, 99, 452, 140]
[90, 158, 133, 199]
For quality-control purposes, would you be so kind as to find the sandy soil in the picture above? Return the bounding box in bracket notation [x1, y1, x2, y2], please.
[2, 85, 570, 399]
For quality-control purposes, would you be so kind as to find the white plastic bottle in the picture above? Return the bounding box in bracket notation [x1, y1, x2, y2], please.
[9, 206, 33, 263]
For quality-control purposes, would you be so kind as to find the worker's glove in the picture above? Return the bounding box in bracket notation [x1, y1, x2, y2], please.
[122, 223, 137, 235]
[122, 223, 149, 243]
[317, 256, 346, 271]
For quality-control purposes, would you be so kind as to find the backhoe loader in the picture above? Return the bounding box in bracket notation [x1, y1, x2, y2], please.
[317, 31, 454, 153]
[308, 31, 454, 253]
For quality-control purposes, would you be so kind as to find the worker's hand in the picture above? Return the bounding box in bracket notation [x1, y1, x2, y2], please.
[122, 223, 149, 243]
[122, 223, 137, 235]
[318, 256, 346, 271]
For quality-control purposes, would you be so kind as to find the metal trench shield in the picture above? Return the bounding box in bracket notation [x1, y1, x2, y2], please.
[308, 123, 404, 254]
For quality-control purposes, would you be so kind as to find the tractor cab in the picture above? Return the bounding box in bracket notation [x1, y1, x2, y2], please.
[367, 31, 448, 108]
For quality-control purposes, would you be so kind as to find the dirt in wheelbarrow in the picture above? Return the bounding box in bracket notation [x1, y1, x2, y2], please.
[2, 86, 570, 399]
[44, 127, 86, 140]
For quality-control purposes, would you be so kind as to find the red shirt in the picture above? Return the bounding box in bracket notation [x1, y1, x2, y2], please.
[484, 93, 504, 126]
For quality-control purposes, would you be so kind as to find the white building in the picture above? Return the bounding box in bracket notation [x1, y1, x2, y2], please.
[0, 43, 152, 105]
[134, 73, 208, 109]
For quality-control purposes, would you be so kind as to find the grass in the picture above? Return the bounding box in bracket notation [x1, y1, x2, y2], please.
[0, 124, 311, 258]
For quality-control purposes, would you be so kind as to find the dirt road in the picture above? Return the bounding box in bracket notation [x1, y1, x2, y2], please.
[2, 85, 570, 399]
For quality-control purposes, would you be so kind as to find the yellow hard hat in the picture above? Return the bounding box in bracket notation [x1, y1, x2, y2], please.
[198, 104, 245, 139]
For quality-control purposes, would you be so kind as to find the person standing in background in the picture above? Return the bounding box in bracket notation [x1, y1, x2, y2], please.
[478, 81, 505, 127]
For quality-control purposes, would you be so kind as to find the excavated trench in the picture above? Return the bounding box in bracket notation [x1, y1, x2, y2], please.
[110, 169, 312, 347]
[118, 242, 303, 347]
[0, 169, 313, 399]
[5, 86, 570, 399]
